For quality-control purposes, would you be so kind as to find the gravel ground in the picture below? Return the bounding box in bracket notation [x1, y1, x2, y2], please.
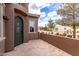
[4, 39, 71, 56]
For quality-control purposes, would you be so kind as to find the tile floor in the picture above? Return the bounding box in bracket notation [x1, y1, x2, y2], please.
[4, 39, 71, 56]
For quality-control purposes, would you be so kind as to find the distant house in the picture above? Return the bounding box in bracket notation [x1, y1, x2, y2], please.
[76, 28, 79, 33]
[76, 28, 79, 38]
[54, 24, 73, 35]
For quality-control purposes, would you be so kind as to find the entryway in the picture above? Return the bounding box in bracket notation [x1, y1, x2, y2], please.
[14, 16, 24, 46]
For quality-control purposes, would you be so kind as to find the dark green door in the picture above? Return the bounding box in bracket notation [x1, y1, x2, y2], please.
[15, 16, 23, 46]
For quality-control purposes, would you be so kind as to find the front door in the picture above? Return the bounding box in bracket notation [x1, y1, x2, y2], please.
[15, 16, 23, 46]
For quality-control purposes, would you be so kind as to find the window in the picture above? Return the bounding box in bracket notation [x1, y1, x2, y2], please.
[55, 28, 58, 31]
[64, 28, 66, 30]
[29, 20, 35, 32]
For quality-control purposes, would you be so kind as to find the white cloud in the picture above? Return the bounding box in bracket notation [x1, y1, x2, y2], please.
[29, 9, 41, 15]
[34, 3, 47, 7]
[38, 11, 62, 27]
[29, 3, 41, 15]
[40, 12, 46, 18]
[38, 16, 50, 27]
[47, 11, 57, 17]
[51, 15, 62, 20]
[38, 20, 48, 27]
[28, 3, 51, 15]
[38, 3, 51, 8]
[47, 11, 62, 20]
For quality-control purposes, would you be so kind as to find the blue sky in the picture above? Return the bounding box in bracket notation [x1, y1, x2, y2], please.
[29, 3, 62, 27]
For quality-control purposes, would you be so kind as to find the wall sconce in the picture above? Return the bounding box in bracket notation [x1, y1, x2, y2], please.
[3, 16, 8, 20]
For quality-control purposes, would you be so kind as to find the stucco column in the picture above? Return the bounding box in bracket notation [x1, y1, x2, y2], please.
[5, 4, 15, 52]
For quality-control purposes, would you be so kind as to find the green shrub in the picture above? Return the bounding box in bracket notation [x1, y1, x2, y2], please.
[67, 35, 72, 38]
[62, 33, 66, 36]
[51, 32, 53, 34]
[59, 34, 62, 36]
[55, 32, 59, 35]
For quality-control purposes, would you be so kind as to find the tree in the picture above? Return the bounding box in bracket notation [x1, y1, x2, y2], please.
[56, 19, 66, 26]
[47, 19, 55, 31]
[57, 3, 79, 38]
[43, 24, 48, 31]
